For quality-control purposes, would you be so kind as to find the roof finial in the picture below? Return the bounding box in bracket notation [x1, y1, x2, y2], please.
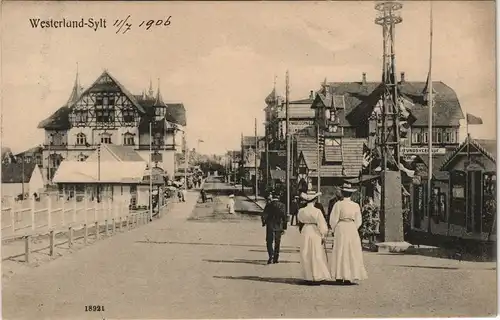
[155, 77, 164, 105]
[148, 78, 154, 98]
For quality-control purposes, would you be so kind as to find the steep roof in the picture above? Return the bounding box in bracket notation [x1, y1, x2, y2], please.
[277, 102, 315, 119]
[440, 137, 497, 171]
[104, 144, 145, 162]
[297, 137, 366, 177]
[2, 162, 37, 183]
[37, 70, 187, 130]
[15, 145, 43, 157]
[312, 80, 463, 127]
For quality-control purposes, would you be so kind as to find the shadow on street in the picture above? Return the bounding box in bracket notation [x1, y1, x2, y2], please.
[213, 276, 357, 286]
[389, 264, 495, 271]
[135, 240, 299, 250]
[203, 258, 299, 265]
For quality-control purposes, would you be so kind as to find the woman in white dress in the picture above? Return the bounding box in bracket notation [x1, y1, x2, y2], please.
[329, 182, 368, 284]
[227, 194, 236, 214]
[297, 191, 331, 284]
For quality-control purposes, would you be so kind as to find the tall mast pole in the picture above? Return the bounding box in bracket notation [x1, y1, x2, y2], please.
[254, 117, 258, 201]
[184, 131, 188, 189]
[375, 1, 404, 243]
[241, 132, 244, 193]
[21, 154, 25, 197]
[150, 121, 153, 220]
[285, 70, 290, 214]
[97, 143, 101, 202]
[427, 2, 434, 233]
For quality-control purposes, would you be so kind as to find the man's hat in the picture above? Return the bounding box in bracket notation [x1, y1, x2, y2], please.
[341, 182, 357, 193]
[229, 194, 234, 198]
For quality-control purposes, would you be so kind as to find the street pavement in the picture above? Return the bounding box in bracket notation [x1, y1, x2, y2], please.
[2, 178, 497, 319]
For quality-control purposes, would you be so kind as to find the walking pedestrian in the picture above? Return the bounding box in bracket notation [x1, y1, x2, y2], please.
[297, 190, 331, 284]
[290, 196, 299, 226]
[329, 182, 368, 285]
[327, 187, 343, 229]
[227, 194, 235, 214]
[261, 192, 287, 264]
[200, 189, 207, 203]
[182, 187, 187, 202]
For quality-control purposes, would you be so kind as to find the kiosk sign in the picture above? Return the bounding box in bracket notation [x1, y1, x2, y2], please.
[401, 147, 446, 155]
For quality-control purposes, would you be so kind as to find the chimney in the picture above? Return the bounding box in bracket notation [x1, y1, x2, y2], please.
[309, 90, 314, 99]
[362, 73, 367, 85]
[400, 72, 405, 83]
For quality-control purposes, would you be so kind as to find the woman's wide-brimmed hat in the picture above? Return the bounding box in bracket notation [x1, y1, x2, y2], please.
[341, 182, 357, 193]
[300, 190, 322, 202]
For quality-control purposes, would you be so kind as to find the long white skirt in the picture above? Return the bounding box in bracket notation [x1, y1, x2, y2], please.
[300, 225, 331, 281]
[330, 221, 368, 281]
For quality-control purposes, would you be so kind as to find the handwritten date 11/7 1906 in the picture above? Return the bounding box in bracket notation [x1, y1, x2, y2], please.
[113, 15, 172, 34]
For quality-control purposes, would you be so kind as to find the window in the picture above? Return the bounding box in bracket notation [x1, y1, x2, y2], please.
[75, 111, 88, 124]
[96, 108, 115, 123]
[50, 132, 63, 146]
[437, 130, 442, 143]
[445, 128, 457, 144]
[412, 130, 422, 144]
[76, 133, 87, 146]
[423, 132, 428, 143]
[101, 133, 112, 144]
[122, 109, 135, 123]
[153, 133, 163, 147]
[96, 96, 103, 106]
[155, 106, 166, 120]
[123, 133, 135, 146]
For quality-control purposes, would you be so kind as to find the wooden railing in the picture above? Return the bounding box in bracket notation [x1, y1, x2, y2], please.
[1, 193, 168, 263]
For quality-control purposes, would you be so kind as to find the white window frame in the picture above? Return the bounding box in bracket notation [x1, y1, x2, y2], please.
[101, 133, 112, 144]
[76, 133, 87, 146]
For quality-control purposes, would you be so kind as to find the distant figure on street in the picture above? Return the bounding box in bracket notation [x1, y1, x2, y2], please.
[327, 188, 343, 229]
[329, 182, 368, 285]
[297, 190, 331, 284]
[290, 196, 300, 226]
[181, 187, 187, 203]
[227, 194, 235, 214]
[200, 189, 207, 203]
[261, 193, 287, 264]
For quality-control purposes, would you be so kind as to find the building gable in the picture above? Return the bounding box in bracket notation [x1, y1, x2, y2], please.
[2, 162, 36, 184]
[440, 137, 496, 172]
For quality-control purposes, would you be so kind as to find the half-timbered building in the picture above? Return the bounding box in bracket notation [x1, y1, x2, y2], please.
[37, 70, 186, 184]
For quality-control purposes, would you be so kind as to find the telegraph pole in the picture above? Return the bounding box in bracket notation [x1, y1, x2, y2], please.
[254, 118, 259, 201]
[149, 121, 153, 220]
[285, 70, 290, 215]
[97, 143, 101, 203]
[427, 2, 434, 234]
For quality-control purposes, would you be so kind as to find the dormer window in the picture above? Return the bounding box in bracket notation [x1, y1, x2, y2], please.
[101, 132, 112, 144]
[76, 133, 87, 146]
[155, 106, 166, 121]
[328, 124, 339, 133]
[123, 133, 135, 146]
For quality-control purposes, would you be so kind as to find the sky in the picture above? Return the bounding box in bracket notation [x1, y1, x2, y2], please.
[1, 1, 496, 155]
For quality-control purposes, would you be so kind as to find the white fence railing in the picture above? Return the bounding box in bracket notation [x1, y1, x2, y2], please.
[2, 192, 170, 263]
[1, 192, 138, 240]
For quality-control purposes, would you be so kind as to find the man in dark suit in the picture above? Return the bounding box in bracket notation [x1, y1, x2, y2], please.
[289, 196, 300, 226]
[261, 193, 287, 264]
[327, 188, 343, 229]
